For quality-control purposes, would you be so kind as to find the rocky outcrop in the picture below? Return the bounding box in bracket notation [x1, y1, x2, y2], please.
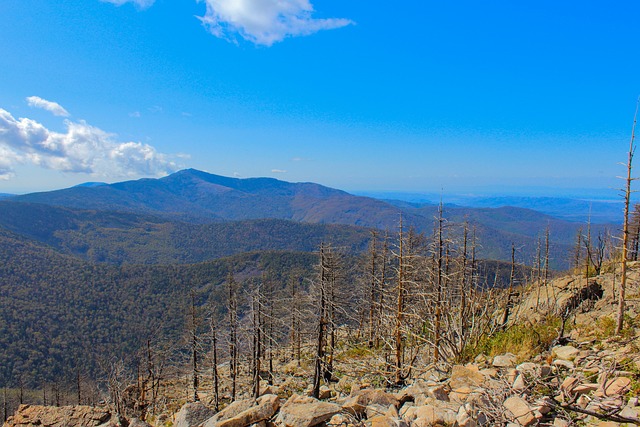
[3, 405, 113, 427]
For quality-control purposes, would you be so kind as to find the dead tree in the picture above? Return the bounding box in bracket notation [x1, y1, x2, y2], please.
[189, 289, 200, 402]
[393, 216, 407, 385]
[311, 244, 329, 398]
[617, 98, 638, 335]
[501, 244, 517, 329]
[227, 274, 239, 401]
[209, 314, 220, 412]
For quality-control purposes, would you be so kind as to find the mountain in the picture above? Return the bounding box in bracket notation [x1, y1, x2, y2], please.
[11, 169, 400, 226]
[6, 169, 613, 269]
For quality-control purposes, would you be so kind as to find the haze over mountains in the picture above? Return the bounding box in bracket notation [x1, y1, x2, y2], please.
[2, 168, 616, 269]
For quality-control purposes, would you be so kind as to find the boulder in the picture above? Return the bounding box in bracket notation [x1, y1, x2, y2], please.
[342, 389, 399, 416]
[410, 402, 459, 427]
[503, 397, 536, 426]
[450, 365, 485, 389]
[202, 399, 255, 427]
[274, 394, 341, 427]
[174, 402, 216, 427]
[216, 394, 280, 427]
[3, 405, 112, 427]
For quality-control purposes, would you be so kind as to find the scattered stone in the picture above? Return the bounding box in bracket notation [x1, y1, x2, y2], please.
[449, 386, 473, 403]
[366, 415, 402, 427]
[552, 359, 574, 370]
[512, 374, 526, 392]
[560, 376, 580, 394]
[515, 362, 539, 376]
[492, 353, 518, 368]
[597, 377, 632, 397]
[318, 385, 332, 400]
[503, 396, 536, 426]
[553, 418, 570, 427]
[552, 346, 580, 361]
[411, 402, 459, 426]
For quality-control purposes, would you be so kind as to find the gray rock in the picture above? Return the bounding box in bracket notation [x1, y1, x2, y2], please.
[492, 353, 517, 368]
[274, 394, 341, 427]
[174, 402, 216, 427]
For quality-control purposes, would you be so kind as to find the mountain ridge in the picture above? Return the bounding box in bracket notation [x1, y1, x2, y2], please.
[6, 169, 615, 269]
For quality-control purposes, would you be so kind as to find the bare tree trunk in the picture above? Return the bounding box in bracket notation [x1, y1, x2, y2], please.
[251, 291, 261, 399]
[368, 231, 378, 348]
[227, 274, 238, 402]
[501, 244, 516, 329]
[433, 204, 444, 363]
[312, 244, 328, 399]
[210, 317, 219, 412]
[394, 216, 406, 385]
[189, 290, 200, 402]
[617, 99, 638, 335]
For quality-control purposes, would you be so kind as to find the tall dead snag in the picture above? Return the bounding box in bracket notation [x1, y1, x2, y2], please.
[501, 243, 516, 329]
[432, 203, 445, 363]
[226, 274, 239, 402]
[263, 275, 276, 386]
[617, 98, 639, 335]
[376, 232, 390, 349]
[189, 289, 200, 402]
[251, 287, 262, 399]
[312, 244, 329, 398]
[209, 314, 220, 412]
[393, 215, 407, 385]
[367, 231, 378, 348]
[288, 272, 303, 365]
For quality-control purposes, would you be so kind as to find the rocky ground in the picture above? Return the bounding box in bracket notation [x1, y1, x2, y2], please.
[4, 263, 640, 427]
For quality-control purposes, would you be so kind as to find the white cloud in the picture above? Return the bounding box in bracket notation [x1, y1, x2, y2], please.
[271, 169, 287, 173]
[26, 96, 70, 117]
[198, 0, 353, 46]
[129, 111, 141, 118]
[100, 0, 155, 9]
[0, 104, 181, 180]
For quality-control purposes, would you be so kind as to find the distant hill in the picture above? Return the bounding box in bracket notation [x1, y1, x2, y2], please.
[367, 192, 622, 223]
[6, 169, 614, 269]
[0, 201, 372, 264]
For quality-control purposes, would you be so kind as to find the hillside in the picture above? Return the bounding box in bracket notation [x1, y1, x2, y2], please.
[0, 201, 371, 264]
[0, 227, 320, 387]
[6, 169, 615, 269]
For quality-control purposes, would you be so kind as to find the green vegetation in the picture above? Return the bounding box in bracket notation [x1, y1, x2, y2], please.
[0, 228, 319, 388]
[468, 316, 563, 362]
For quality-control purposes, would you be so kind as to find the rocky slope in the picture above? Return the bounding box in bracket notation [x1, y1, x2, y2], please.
[4, 263, 640, 427]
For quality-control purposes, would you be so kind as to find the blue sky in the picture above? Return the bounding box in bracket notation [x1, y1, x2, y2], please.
[0, 0, 638, 196]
